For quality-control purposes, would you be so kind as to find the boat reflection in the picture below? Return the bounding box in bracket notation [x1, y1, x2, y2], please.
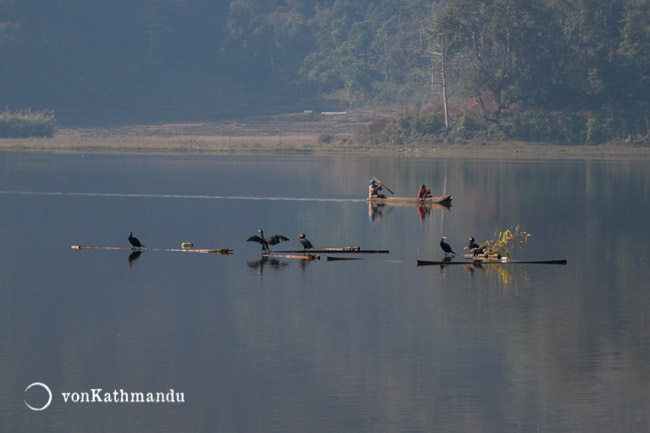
[368, 203, 390, 223]
[369, 202, 451, 223]
[417, 205, 431, 221]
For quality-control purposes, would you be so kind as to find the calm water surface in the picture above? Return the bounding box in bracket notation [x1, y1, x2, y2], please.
[0, 152, 648, 433]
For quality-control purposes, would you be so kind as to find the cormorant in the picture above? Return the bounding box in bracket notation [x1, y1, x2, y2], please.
[266, 233, 290, 246]
[465, 236, 480, 251]
[464, 236, 487, 256]
[128, 232, 145, 250]
[247, 230, 269, 253]
[472, 244, 487, 256]
[247, 229, 289, 253]
[299, 233, 314, 251]
[440, 236, 455, 257]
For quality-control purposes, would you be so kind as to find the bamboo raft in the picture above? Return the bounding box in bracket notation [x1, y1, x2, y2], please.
[71, 245, 234, 255]
[417, 258, 567, 266]
[367, 194, 453, 206]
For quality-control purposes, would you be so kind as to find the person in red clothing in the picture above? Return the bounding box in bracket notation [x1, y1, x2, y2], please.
[417, 184, 431, 200]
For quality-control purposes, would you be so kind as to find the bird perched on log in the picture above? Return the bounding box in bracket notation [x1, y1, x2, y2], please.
[440, 236, 455, 257]
[247, 229, 289, 253]
[465, 236, 480, 251]
[266, 232, 290, 247]
[472, 245, 487, 256]
[128, 232, 145, 250]
[299, 233, 313, 251]
[465, 236, 487, 256]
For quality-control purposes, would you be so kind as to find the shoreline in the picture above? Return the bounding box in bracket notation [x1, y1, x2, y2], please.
[2, 135, 649, 160]
[1, 114, 649, 160]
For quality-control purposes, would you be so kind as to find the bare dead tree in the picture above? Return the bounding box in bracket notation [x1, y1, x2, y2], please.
[422, 27, 454, 128]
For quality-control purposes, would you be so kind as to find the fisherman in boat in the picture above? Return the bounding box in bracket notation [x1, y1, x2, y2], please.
[417, 184, 432, 200]
[369, 179, 385, 199]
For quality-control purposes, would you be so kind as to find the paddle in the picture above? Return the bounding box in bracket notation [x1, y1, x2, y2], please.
[372, 177, 394, 195]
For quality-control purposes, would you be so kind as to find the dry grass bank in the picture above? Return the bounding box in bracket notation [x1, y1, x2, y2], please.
[0, 111, 648, 159]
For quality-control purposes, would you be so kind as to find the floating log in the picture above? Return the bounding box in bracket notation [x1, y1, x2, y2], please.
[265, 253, 320, 261]
[417, 259, 567, 266]
[275, 246, 359, 252]
[316, 246, 360, 251]
[71, 245, 130, 251]
[326, 256, 364, 261]
[275, 247, 388, 254]
[167, 248, 233, 255]
[71, 245, 233, 255]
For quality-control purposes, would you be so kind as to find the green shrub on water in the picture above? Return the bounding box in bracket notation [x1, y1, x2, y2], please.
[0, 109, 56, 138]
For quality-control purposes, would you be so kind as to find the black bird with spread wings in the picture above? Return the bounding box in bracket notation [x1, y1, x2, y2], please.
[247, 229, 289, 253]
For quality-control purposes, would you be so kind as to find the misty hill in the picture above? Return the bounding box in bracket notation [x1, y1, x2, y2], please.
[0, 0, 648, 143]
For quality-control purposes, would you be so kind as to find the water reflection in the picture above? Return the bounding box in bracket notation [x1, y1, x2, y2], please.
[417, 204, 432, 221]
[0, 153, 648, 433]
[484, 263, 530, 290]
[369, 202, 451, 224]
[127, 250, 143, 269]
[465, 262, 485, 277]
[247, 256, 288, 274]
[368, 203, 389, 223]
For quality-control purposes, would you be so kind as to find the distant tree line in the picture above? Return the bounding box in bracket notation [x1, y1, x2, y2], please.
[0, 0, 647, 143]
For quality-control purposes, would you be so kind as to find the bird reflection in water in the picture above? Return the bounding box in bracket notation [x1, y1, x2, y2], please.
[128, 250, 143, 270]
[247, 256, 288, 275]
[466, 262, 484, 277]
[436, 256, 454, 275]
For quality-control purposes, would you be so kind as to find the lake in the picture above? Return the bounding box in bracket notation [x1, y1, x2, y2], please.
[1, 151, 648, 433]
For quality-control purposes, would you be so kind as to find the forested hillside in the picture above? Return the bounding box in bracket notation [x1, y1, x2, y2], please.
[0, 0, 648, 143]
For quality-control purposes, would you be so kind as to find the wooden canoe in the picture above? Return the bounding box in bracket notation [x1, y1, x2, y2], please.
[367, 194, 453, 206]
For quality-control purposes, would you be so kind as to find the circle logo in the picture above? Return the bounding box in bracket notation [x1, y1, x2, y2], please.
[24, 382, 52, 411]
